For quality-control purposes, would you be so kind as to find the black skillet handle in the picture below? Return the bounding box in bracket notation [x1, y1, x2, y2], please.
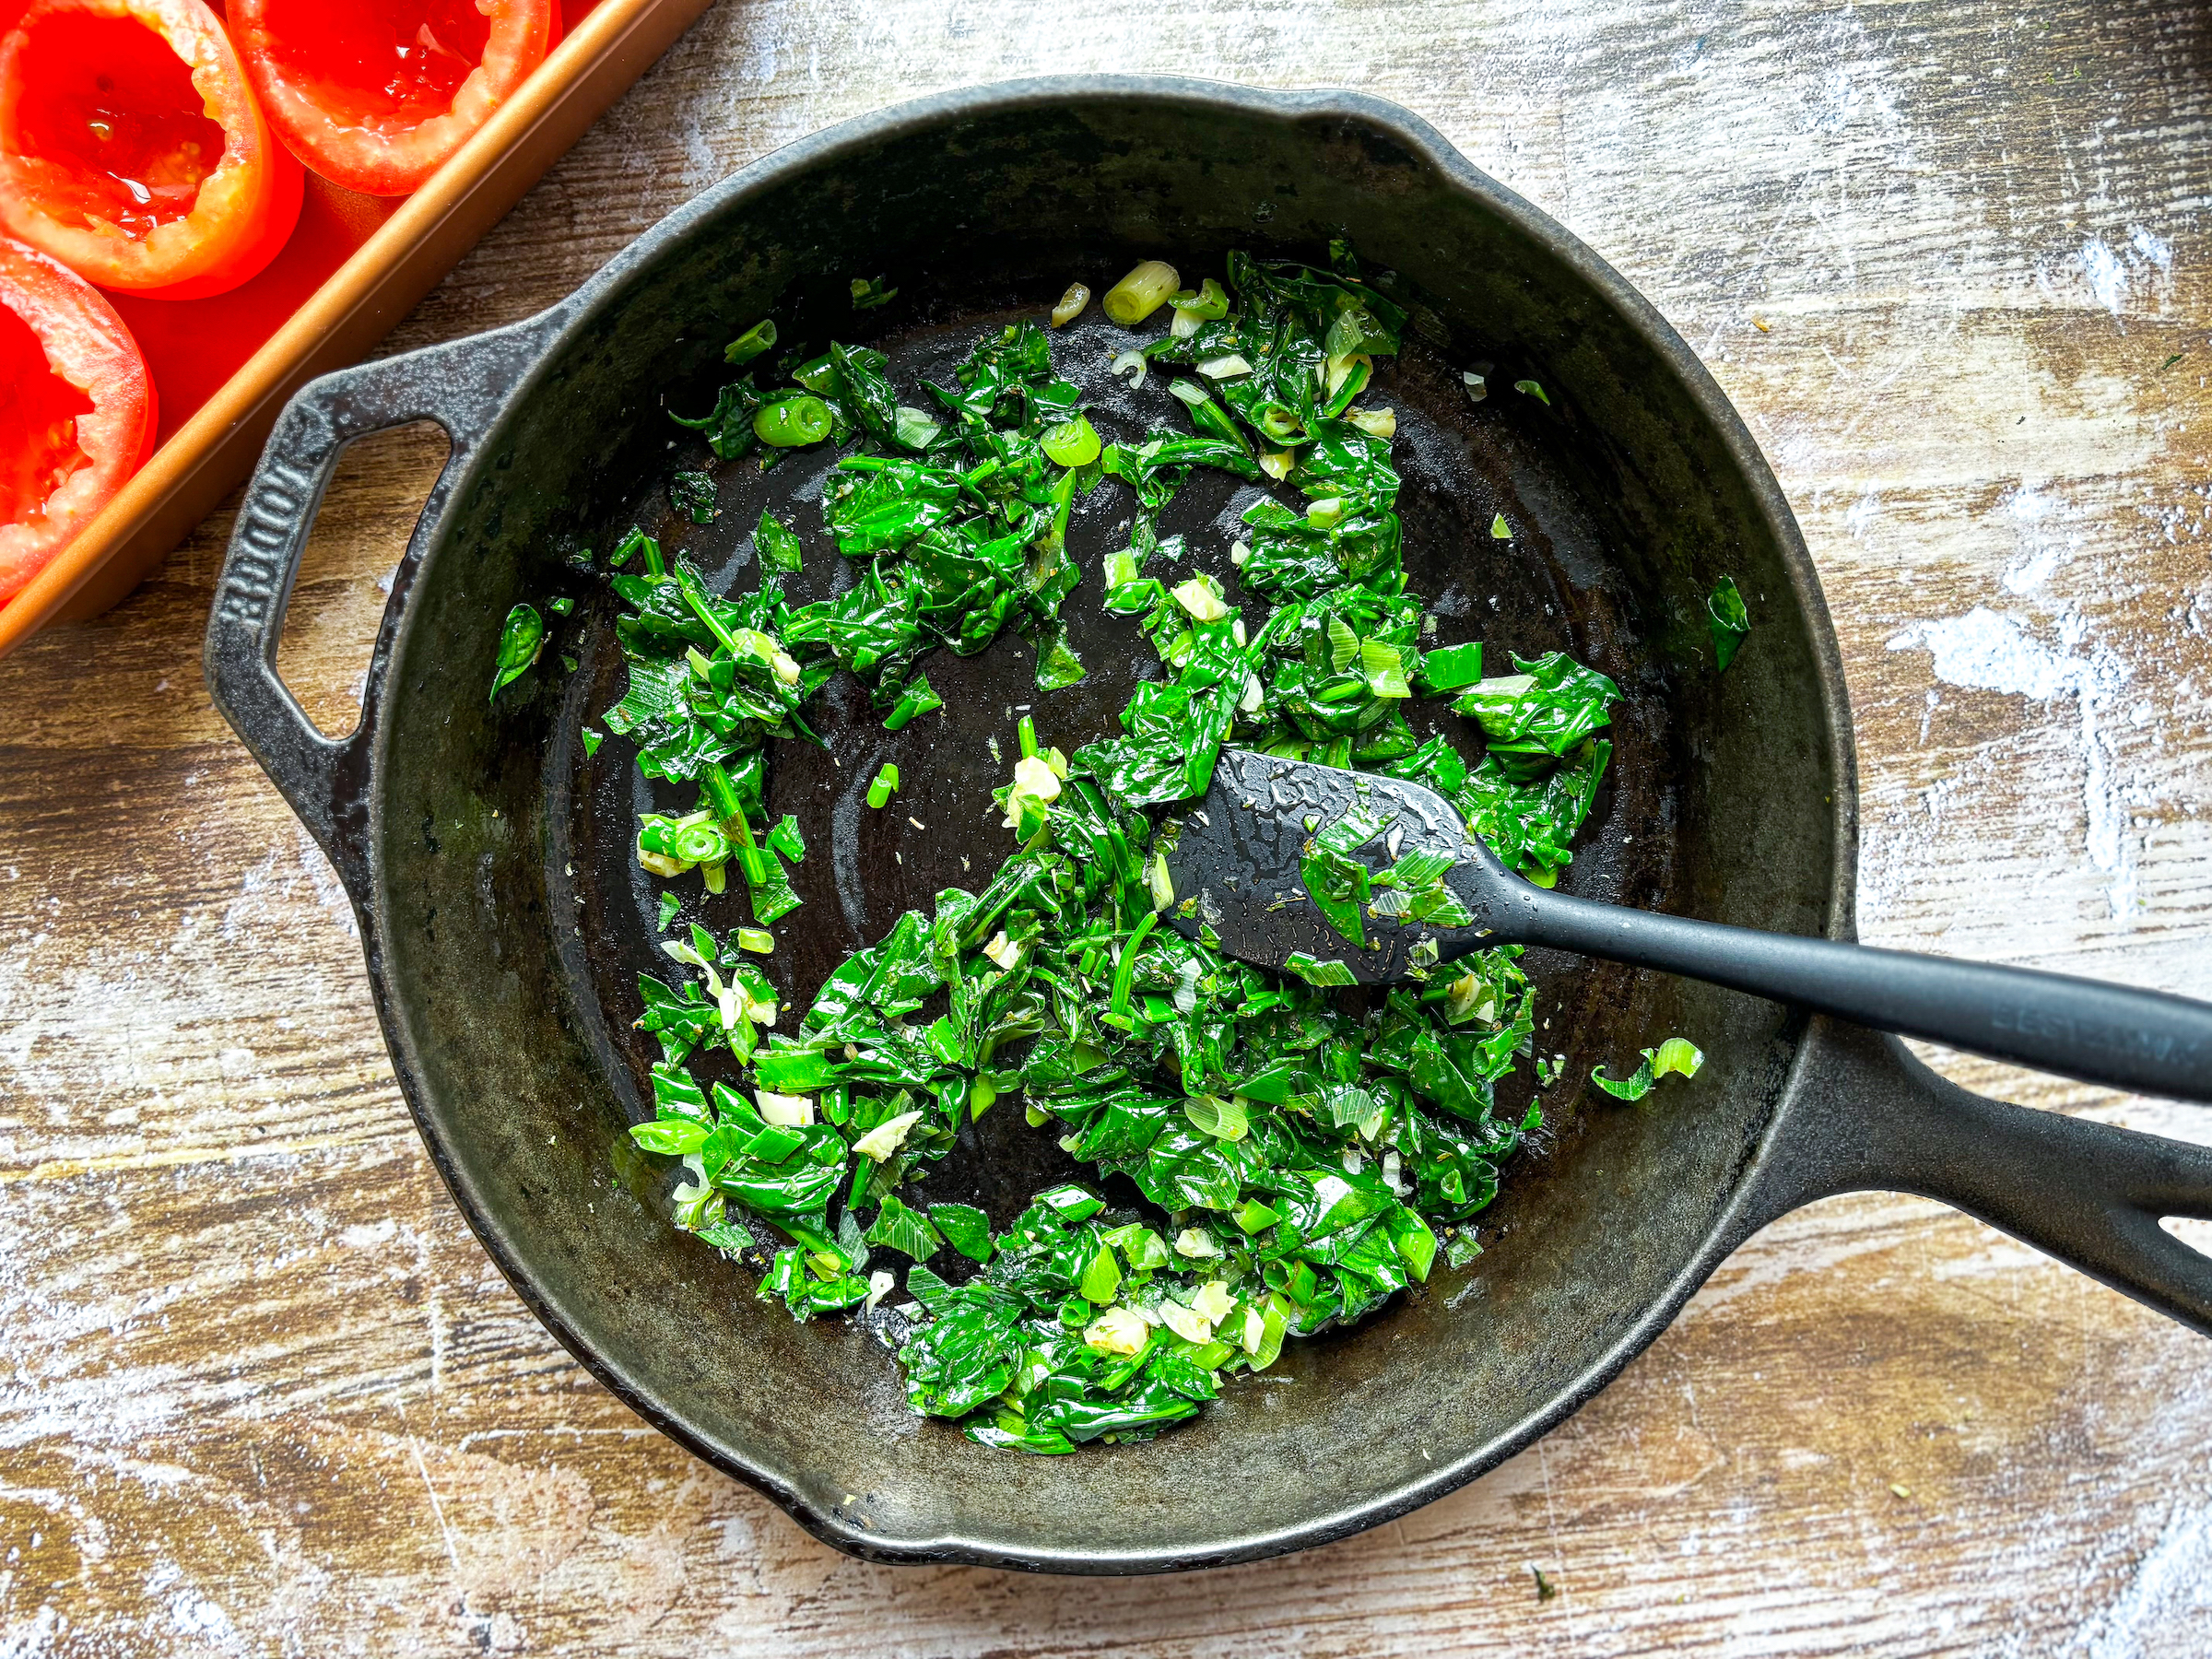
[1727, 1019, 2212, 1335]
[202, 323, 543, 899]
[1502, 888, 2212, 1104]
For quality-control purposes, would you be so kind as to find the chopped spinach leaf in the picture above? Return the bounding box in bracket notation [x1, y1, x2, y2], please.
[670, 471, 718, 524]
[755, 511, 805, 574]
[851, 275, 900, 311]
[672, 380, 762, 461]
[929, 1203, 995, 1263]
[865, 1194, 942, 1261]
[1708, 574, 1749, 672]
[490, 604, 544, 700]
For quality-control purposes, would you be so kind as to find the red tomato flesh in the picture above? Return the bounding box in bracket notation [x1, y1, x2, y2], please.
[0, 235, 157, 605]
[0, 299, 94, 526]
[263, 3, 492, 128]
[7, 9, 230, 239]
[235, 0, 557, 196]
[0, 0, 305, 299]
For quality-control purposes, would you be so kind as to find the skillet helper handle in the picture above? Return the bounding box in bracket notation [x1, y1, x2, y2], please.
[202, 333, 517, 899]
[1508, 888, 2212, 1103]
[1738, 1021, 2212, 1335]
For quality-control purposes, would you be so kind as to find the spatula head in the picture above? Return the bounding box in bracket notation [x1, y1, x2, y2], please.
[1162, 748, 1521, 984]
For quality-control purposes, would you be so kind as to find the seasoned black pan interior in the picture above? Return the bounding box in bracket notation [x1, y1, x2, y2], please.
[361, 88, 1842, 1568]
[565, 283, 1688, 1222]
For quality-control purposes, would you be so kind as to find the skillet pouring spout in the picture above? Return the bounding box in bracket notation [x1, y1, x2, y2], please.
[1170, 749, 2212, 1104]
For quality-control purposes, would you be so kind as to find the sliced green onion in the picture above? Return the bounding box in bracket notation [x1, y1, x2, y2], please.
[735, 927, 774, 954]
[1157, 1297, 1215, 1345]
[753, 395, 833, 447]
[701, 759, 745, 824]
[865, 763, 900, 809]
[1192, 1281, 1234, 1324]
[1102, 259, 1180, 326]
[1250, 1298, 1289, 1370]
[671, 821, 731, 865]
[1050, 282, 1089, 327]
[1002, 755, 1061, 836]
[1360, 638, 1411, 699]
[1324, 353, 1371, 406]
[1018, 715, 1039, 759]
[1168, 276, 1230, 319]
[1284, 952, 1358, 988]
[852, 1108, 924, 1160]
[1490, 513, 1512, 539]
[724, 317, 776, 365]
[1173, 1226, 1218, 1259]
[1083, 1306, 1148, 1355]
[893, 406, 941, 451]
[1182, 1093, 1247, 1142]
[1514, 378, 1551, 405]
[630, 1118, 710, 1156]
[1110, 912, 1159, 1018]
[883, 674, 942, 731]
[1171, 576, 1229, 622]
[1040, 414, 1101, 467]
[1591, 1037, 1704, 1100]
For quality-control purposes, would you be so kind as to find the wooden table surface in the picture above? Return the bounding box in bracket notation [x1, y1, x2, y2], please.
[6, 3, 2211, 1653]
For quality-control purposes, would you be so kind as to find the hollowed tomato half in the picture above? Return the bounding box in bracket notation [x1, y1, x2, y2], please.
[0, 0, 304, 299]
[0, 236, 157, 605]
[231, 0, 560, 198]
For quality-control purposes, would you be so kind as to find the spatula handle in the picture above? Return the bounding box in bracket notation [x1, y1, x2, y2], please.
[1502, 890, 2212, 1102]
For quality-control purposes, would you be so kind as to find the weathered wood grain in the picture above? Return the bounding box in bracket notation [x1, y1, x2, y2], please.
[4, 0, 2211, 1653]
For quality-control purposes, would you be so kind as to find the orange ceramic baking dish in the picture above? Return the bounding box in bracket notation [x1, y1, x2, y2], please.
[0, 0, 711, 660]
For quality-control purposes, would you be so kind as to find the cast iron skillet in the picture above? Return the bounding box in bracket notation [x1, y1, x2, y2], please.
[204, 79, 2212, 1573]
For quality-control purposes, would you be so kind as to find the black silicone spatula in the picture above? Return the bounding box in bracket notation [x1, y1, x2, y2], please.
[1162, 747, 2212, 1102]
